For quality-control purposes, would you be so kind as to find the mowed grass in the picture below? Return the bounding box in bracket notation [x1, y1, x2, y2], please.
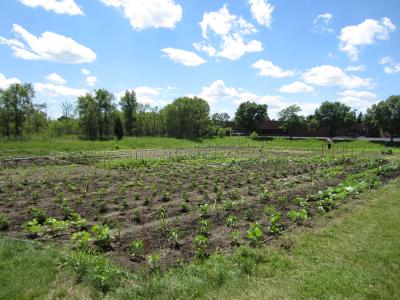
[0, 135, 395, 157]
[1, 178, 399, 299]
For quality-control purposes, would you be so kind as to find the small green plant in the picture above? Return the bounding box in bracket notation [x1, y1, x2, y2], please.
[23, 219, 44, 238]
[69, 213, 88, 230]
[198, 219, 211, 236]
[249, 131, 259, 140]
[0, 213, 10, 231]
[91, 224, 114, 250]
[180, 202, 189, 213]
[28, 206, 46, 224]
[199, 203, 209, 216]
[71, 231, 92, 252]
[264, 205, 277, 216]
[228, 229, 241, 246]
[245, 208, 255, 221]
[168, 228, 180, 248]
[161, 192, 171, 202]
[268, 212, 282, 235]
[133, 208, 141, 223]
[247, 223, 263, 247]
[193, 234, 210, 259]
[225, 215, 238, 228]
[129, 240, 145, 260]
[147, 253, 161, 272]
[287, 209, 308, 225]
[258, 188, 272, 202]
[45, 218, 69, 234]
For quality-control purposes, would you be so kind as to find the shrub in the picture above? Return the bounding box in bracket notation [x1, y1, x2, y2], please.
[91, 224, 114, 250]
[65, 251, 122, 293]
[249, 131, 259, 140]
[71, 231, 92, 252]
[45, 218, 69, 234]
[247, 223, 263, 247]
[217, 127, 226, 138]
[287, 209, 308, 225]
[129, 240, 145, 259]
[193, 235, 210, 259]
[28, 207, 47, 224]
[0, 213, 10, 231]
[23, 219, 44, 238]
[268, 212, 282, 235]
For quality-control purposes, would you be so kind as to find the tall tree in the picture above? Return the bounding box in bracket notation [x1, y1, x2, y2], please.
[362, 104, 380, 137]
[278, 104, 305, 139]
[0, 83, 35, 137]
[211, 112, 230, 127]
[0, 88, 12, 139]
[314, 101, 355, 137]
[114, 115, 124, 140]
[163, 97, 211, 138]
[235, 101, 268, 134]
[375, 95, 400, 143]
[119, 90, 137, 136]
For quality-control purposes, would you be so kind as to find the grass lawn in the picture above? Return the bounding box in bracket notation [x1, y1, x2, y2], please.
[0, 135, 396, 157]
[1, 178, 399, 299]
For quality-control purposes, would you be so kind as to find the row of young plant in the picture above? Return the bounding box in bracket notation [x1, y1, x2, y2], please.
[61, 159, 400, 295]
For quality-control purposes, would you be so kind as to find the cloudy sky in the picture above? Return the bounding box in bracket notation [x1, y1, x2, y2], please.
[0, 0, 399, 119]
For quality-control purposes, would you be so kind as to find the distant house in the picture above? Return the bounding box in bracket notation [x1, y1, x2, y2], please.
[230, 120, 367, 138]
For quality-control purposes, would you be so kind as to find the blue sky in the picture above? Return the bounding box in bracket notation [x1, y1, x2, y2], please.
[0, 0, 399, 119]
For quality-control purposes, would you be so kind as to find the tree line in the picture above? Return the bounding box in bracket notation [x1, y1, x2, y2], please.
[1, 83, 399, 142]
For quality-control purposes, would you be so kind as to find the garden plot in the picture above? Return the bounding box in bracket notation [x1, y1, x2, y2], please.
[0, 152, 399, 273]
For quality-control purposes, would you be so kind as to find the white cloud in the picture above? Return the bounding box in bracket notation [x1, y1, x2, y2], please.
[248, 0, 274, 27]
[303, 65, 374, 89]
[34, 82, 87, 98]
[0, 73, 21, 89]
[19, 0, 83, 15]
[85, 76, 97, 86]
[198, 79, 238, 104]
[46, 73, 66, 85]
[345, 65, 366, 72]
[0, 24, 96, 64]
[251, 60, 295, 78]
[116, 86, 175, 107]
[162, 48, 206, 67]
[193, 42, 217, 57]
[100, 0, 182, 31]
[196, 5, 262, 60]
[313, 13, 334, 34]
[337, 90, 378, 112]
[80, 68, 91, 75]
[379, 56, 392, 64]
[338, 17, 396, 61]
[279, 81, 314, 94]
[384, 63, 400, 74]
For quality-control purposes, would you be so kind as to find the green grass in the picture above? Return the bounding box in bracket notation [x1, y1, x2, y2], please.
[0, 135, 396, 157]
[1, 179, 399, 299]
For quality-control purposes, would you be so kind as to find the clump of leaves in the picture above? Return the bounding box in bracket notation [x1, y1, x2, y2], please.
[264, 205, 277, 216]
[287, 209, 308, 225]
[268, 212, 282, 235]
[247, 223, 263, 247]
[228, 229, 241, 246]
[91, 224, 114, 250]
[168, 228, 180, 249]
[258, 188, 272, 202]
[147, 253, 161, 272]
[161, 192, 171, 202]
[193, 234, 210, 259]
[23, 219, 44, 238]
[71, 231, 92, 252]
[69, 212, 87, 230]
[28, 206, 46, 224]
[133, 208, 141, 223]
[180, 202, 189, 213]
[225, 215, 238, 228]
[245, 208, 255, 221]
[129, 240, 145, 260]
[0, 213, 10, 231]
[198, 219, 211, 236]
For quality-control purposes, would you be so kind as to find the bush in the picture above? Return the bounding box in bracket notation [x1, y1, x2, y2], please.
[0, 213, 10, 230]
[249, 131, 259, 140]
[217, 128, 226, 138]
[65, 251, 123, 293]
[91, 224, 114, 250]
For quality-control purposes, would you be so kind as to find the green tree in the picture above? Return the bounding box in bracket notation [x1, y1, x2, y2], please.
[278, 104, 305, 139]
[375, 95, 400, 143]
[362, 104, 380, 137]
[211, 112, 230, 127]
[0, 83, 35, 137]
[235, 101, 268, 134]
[314, 101, 355, 137]
[120, 90, 137, 136]
[163, 97, 211, 138]
[114, 115, 124, 140]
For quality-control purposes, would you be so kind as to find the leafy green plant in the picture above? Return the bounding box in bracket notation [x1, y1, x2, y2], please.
[245, 208, 255, 221]
[133, 208, 141, 223]
[198, 219, 211, 236]
[71, 231, 92, 252]
[228, 229, 241, 246]
[193, 234, 210, 259]
[129, 240, 145, 260]
[91, 224, 114, 250]
[287, 209, 308, 225]
[268, 212, 282, 235]
[180, 202, 189, 213]
[168, 228, 180, 249]
[247, 223, 263, 247]
[264, 205, 277, 216]
[258, 188, 272, 202]
[161, 192, 171, 202]
[225, 215, 238, 228]
[28, 206, 46, 224]
[147, 253, 161, 272]
[45, 218, 69, 234]
[23, 219, 44, 238]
